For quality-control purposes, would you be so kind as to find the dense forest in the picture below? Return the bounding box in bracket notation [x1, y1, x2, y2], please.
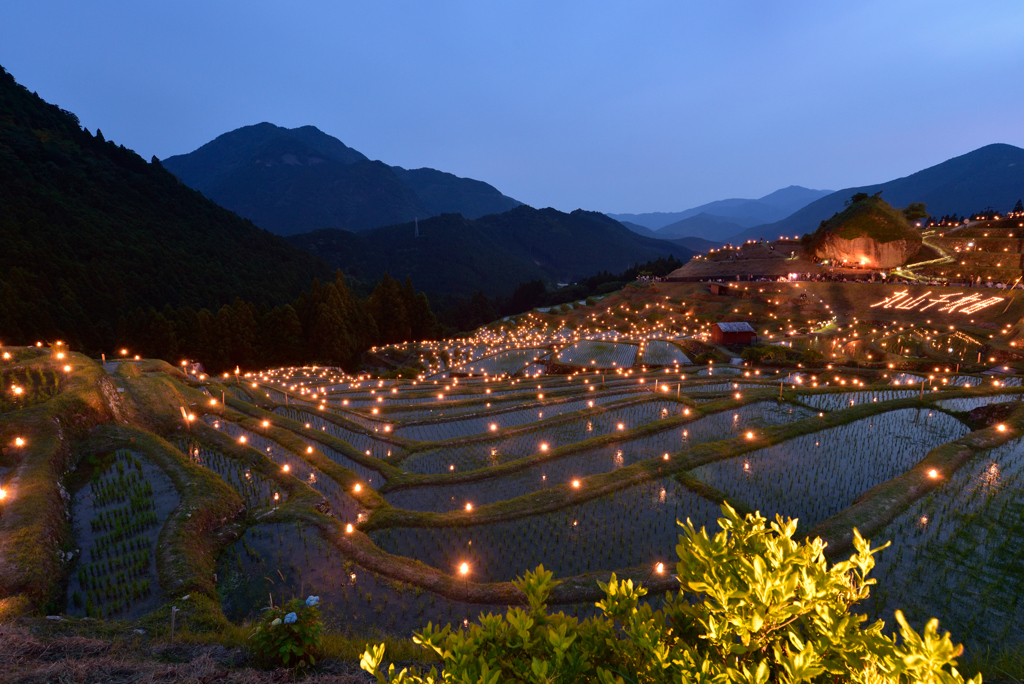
[437, 255, 685, 331]
[0, 65, 331, 352]
[119, 272, 436, 373]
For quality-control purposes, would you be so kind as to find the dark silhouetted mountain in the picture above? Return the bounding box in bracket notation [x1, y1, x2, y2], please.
[671, 236, 725, 252]
[618, 220, 659, 237]
[390, 166, 521, 218]
[288, 206, 695, 297]
[609, 185, 832, 232]
[0, 65, 331, 351]
[162, 123, 520, 235]
[730, 144, 1024, 244]
[656, 213, 747, 241]
[188, 135, 425, 236]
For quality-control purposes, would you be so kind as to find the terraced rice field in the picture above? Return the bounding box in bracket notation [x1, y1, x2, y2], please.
[66, 450, 178, 619]
[32, 348, 1024, 657]
[555, 340, 638, 368]
[206, 362, 1024, 651]
[639, 340, 692, 366]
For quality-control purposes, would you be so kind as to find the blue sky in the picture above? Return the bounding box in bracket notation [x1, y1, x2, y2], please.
[2, 1, 1022, 213]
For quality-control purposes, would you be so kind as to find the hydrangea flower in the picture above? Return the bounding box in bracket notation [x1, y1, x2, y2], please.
[270, 618, 282, 626]
[284, 612, 298, 624]
[305, 595, 320, 607]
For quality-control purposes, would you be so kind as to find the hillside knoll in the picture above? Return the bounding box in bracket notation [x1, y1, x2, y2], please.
[809, 195, 922, 269]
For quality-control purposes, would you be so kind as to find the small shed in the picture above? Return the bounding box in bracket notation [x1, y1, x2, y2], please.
[711, 322, 757, 346]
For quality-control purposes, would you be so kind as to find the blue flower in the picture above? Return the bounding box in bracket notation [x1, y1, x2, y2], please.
[283, 612, 297, 624]
[305, 595, 320, 607]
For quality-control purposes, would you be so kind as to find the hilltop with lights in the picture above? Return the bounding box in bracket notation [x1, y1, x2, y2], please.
[664, 195, 1024, 286]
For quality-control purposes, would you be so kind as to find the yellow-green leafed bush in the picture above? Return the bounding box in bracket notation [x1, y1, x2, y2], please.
[361, 505, 977, 684]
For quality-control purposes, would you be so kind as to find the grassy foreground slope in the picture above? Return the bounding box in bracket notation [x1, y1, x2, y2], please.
[0, 65, 331, 351]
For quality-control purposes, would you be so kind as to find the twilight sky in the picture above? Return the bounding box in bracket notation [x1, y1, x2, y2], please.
[2, 1, 1022, 213]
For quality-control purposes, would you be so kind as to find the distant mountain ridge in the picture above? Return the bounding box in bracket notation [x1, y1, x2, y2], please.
[655, 213, 748, 241]
[288, 206, 696, 297]
[609, 185, 832, 233]
[162, 123, 521, 235]
[729, 144, 1024, 244]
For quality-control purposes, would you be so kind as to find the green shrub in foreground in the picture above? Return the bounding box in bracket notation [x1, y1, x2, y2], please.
[361, 505, 978, 684]
[249, 595, 323, 670]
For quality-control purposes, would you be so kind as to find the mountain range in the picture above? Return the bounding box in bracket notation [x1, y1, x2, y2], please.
[162, 123, 521, 235]
[609, 186, 833, 240]
[288, 207, 695, 298]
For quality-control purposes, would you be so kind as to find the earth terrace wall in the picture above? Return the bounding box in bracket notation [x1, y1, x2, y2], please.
[0, 353, 113, 618]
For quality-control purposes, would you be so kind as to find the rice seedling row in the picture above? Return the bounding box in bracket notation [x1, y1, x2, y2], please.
[798, 390, 920, 411]
[203, 417, 368, 518]
[386, 401, 814, 512]
[371, 478, 721, 583]
[66, 450, 178, 619]
[454, 348, 549, 375]
[555, 340, 638, 368]
[866, 436, 1024, 651]
[173, 437, 281, 509]
[0, 365, 63, 412]
[689, 408, 968, 531]
[394, 395, 672, 443]
[936, 395, 1023, 412]
[400, 400, 686, 475]
[639, 340, 692, 366]
[219, 523, 524, 638]
[275, 406, 397, 459]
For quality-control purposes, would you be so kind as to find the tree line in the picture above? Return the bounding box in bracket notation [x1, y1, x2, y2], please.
[436, 255, 686, 332]
[118, 272, 437, 373]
